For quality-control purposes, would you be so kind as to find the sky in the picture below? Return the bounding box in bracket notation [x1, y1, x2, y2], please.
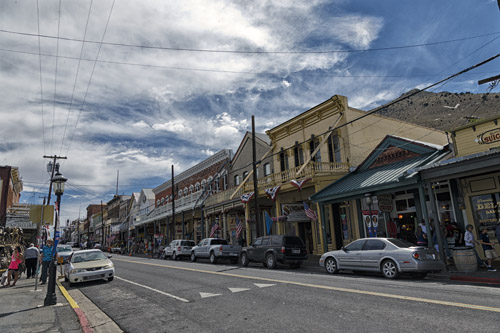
[1, 0, 499, 225]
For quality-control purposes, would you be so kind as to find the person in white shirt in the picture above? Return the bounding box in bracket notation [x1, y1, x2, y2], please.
[464, 224, 487, 268]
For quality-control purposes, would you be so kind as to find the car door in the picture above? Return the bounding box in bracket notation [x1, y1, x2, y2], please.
[336, 240, 365, 269]
[166, 241, 175, 257]
[257, 237, 271, 262]
[247, 238, 263, 261]
[360, 239, 387, 270]
[200, 239, 211, 258]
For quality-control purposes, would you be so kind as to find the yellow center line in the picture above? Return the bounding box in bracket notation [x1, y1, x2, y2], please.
[114, 257, 500, 313]
[56, 280, 79, 309]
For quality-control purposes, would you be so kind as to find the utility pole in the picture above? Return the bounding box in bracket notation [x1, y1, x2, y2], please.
[43, 155, 67, 205]
[171, 165, 175, 244]
[101, 200, 104, 247]
[252, 116, 261, 237]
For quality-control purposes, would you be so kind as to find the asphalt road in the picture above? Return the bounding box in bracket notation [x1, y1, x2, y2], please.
[63, 254, 500, 333]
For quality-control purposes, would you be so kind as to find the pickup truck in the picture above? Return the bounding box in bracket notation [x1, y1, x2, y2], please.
[190, 238, 241, 264]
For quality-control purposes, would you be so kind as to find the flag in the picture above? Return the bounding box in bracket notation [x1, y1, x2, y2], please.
[290, 178, 312, 191]
[209, 223, 220, 237]
[235, 216, 243, 239]
[265, 186, 280, 201]
[240, 192, 255, 203]
[303, 202, 318, 221]
[264, 211, 273, 235]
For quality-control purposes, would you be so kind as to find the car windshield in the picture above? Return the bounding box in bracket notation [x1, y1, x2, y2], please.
[387, 238, 417, 248]
[72, 251, 107, 263]
[57, 245, 72, 252]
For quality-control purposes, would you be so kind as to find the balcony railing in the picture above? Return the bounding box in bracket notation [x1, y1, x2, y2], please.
[204, 187, 244, 207]
[134, 192, 203, 224]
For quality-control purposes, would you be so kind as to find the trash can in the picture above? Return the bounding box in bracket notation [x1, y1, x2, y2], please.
[452, 247, 477, 273]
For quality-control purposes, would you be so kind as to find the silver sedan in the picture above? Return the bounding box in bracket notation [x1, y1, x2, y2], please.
[319, 238, 444, 279]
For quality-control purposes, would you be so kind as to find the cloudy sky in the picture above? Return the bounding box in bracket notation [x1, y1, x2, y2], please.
[1, 0, 499, 224]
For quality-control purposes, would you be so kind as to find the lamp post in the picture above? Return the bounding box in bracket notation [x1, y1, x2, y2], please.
[44, 171, 67, 306]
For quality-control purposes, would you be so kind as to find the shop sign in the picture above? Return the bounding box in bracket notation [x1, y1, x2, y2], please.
[377, 194, 393, 212]
[6, 216, 37, 229]
[476, 127, 500, 145]
[282, 203, 308, 222]
[470, 193, 500, 227]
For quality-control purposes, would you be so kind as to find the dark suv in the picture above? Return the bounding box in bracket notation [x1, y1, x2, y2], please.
[240, 235, 307, 269]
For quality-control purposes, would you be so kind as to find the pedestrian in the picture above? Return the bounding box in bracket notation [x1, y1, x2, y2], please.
[479, 227, 498, 272]
[39, 239, 54, 285]
[5, 246, 24, 287]
[415, 226, 428, 246]
[464, 224, 487, 269]
[24, 243, 39, 279]
[452, 222, 464, 247]
[495, 220, 500, 243]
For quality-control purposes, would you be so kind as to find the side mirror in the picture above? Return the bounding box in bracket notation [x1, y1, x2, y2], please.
[108, 255, 113, 259]
[341, 247, 347, 252]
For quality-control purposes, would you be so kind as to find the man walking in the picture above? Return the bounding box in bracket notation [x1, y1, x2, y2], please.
[24, 243, 39, 279]
[479, 227, 498, 272]
[495, 221, 500, 243]
[39, 239, 54, 285]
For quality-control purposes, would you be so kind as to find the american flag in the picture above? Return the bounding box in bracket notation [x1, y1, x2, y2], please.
[235, 216, 243, 239]
[209, 223, 220, 237]
[303, 202, 318, 221]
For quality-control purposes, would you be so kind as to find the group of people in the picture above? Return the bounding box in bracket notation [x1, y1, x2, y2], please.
[2, 239, 57, 287]
[414, 219, 499, 272]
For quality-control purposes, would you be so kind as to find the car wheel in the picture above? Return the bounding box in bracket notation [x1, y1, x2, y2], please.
[172, 252, 177, 261]
[411, 272, 427, 280]
[209, 252, 218, 264]
[240, 253, 249, 267]
[108, 277, 114, 282]
[266, 253, 277, 269]
[190, 252, 197, 262]
[325, 257, 338, 274]
[381, 259, 399, 279]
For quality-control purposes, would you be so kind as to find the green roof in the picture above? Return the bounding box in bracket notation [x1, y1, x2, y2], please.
[310, 150, 446, 203]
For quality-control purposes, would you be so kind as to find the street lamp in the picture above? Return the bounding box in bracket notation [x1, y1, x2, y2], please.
[44, 171, 67, 306]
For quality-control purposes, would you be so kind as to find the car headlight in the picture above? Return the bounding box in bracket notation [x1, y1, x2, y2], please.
[70, 268, 86, 274]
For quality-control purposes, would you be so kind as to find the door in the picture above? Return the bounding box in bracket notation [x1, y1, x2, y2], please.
[257, 237, 271, 262]
[360, 239, 387, 269]
[197, 239, 210, 258]
[247, 237, 263, 261]
[336, 239, 365, 269]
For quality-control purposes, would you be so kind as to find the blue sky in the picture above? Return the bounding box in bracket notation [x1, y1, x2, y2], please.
[0, 0, 499, 224]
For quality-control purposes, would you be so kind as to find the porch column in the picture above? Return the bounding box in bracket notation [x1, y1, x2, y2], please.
[320, 204, 327, 253]
[426, 181, 447, 271]
[417, 186, 432, 247]
[275, 196, 282, 234]
[223, 210, 228, 240]
[245, 202, 251, 245]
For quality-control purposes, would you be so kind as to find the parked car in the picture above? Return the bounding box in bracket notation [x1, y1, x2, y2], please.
[190, 238, 241, 264]
[64, 249, 114, 286]
[319, 238, 444, 279]
[93, 243, 103, 250]
[240, 235, 307, 269]
[56, 244, 73, 263]
[164, 239, 196, 260]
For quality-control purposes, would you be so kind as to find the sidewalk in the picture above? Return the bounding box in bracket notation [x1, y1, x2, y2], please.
[302, 254, 500, 285]
[0, 274, 82, 333]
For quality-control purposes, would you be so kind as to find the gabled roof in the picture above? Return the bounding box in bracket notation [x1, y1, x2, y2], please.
[231, 131, 271, 163]
[310, 136, 448, 203]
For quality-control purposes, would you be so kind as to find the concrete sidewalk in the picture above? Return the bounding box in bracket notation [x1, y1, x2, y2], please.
[0, 274, 82, 333]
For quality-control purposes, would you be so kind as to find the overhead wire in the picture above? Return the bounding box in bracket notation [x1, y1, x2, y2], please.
[59, 0, 94, 155]
[51, 0, 62, 155]
[36, 0, 47, 156]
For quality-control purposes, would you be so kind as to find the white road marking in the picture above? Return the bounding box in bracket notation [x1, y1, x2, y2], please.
[228, 287, 250, 293]
[200, 292, 221, 298]
[254, 283, 276, 288]
[115, 276, 189, 303]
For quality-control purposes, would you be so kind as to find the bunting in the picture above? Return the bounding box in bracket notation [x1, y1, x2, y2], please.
[264, 186, 280, 201]
[240, 192, 255, 203]
[290, 178, 312, 191]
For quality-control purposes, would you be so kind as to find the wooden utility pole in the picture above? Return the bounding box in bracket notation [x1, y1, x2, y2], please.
[252, 116, 261, 237]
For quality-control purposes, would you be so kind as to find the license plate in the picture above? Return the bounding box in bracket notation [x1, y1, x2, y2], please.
[229, 253, 238, 256]
[83, 274, 105, 281]
[292, 249, 300, 254]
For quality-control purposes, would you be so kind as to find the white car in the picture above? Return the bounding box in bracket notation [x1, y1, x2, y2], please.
[64, 249, 114, 286]
[164, 239, 196, 260]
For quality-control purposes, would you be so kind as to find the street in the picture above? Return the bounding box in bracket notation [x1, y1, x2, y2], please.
[62, 255, 500, 333]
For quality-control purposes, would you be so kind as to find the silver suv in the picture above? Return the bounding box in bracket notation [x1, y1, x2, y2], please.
[164, 239, 196, 260]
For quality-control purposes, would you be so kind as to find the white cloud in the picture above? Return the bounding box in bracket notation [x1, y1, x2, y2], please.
[152, 120, 192, 133]
[132, 120, 150, 129]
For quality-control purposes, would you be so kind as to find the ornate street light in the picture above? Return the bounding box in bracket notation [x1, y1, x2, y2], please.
[44, 171, 67, 306]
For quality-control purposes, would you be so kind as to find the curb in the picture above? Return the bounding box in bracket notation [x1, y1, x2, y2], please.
[450, 275, 500, 285]
[56, 280, 94, 333]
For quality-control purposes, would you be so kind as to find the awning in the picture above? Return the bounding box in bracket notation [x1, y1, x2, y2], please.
[310, 150, 448, 204]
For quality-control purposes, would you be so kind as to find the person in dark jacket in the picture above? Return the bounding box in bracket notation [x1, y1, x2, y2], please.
[24, 243, 39, 279]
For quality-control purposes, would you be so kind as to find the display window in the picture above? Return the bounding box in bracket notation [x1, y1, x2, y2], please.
[470, 192, 500, 228]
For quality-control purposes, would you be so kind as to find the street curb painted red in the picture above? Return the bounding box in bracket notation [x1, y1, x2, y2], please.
[450, 275, 500, 285]
[74, 308, 94, 333]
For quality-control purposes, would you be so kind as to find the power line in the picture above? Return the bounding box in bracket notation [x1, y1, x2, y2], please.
[59, 0, 94, 155]
[36, 0, 47, 155]
[51, 0, 62, 155]
[0, 28, 499, 54]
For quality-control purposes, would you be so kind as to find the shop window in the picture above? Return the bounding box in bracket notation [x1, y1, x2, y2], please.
[396, 200, 408, 211]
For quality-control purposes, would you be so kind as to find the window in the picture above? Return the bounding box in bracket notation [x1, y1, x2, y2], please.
[253, 238, 263, 246]
[294, 145, 304, 167]
[243, 171, 249, 180]
[195, 183, 200, 192]
[178, 190, 183, 198]
[264, 163, 271, 176]
[262, 237, 270, 246]
[279, 150, 289, 171]
[184, 188, 188, 195]
[156, 200, 160, 206]
[363, 240, 386, 251]
[328, 133, 342, 163]
[189, 185, 194, 193]
[234, 175, 240, 186]
[309, 139, 321, 163]
[345, 240, 365, 251]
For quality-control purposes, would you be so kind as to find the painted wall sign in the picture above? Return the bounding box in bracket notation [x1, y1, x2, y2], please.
[476, 127, 500, 145]
[470, 193, 500, 228]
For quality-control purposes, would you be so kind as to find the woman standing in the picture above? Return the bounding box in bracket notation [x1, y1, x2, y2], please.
[5, 246, 24, 287]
